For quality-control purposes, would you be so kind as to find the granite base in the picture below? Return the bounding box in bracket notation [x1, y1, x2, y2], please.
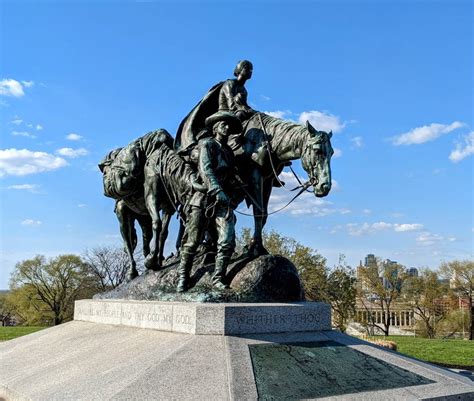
[74, 299, 331, 335]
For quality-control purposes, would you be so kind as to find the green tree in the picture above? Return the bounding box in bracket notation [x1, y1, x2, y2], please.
[327, 256, 356, 333]
[0, 293, 15, 326]
[238, 228, 328, 301]
[6, 284, 53, 326]
[403, 270, 450, 338]
[357, 260, 408, 336]
[10, 255, 95, 326]
[438, 309, 470, 339]
[440, 260, 474, 340]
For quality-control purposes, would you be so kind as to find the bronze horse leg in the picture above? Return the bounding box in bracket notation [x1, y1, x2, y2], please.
[247, 168, 269, 256]
[115, 200, 139, 280]
[158, 208, 173, 266]
[136, 213, 153, 258]
[143, 180, 163, 271]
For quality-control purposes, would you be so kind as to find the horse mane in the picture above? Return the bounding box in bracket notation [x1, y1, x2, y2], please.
[253, 112, 308, 151]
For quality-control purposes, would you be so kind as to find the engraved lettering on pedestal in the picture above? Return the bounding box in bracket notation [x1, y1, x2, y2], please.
[175, 314, 192, 325]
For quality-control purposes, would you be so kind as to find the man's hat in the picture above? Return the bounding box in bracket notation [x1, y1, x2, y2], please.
[205, 111, 242, 133]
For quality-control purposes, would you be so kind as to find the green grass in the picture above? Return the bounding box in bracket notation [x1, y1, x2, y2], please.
[0, 326, 46, 341]
[368, 335, 474, 368]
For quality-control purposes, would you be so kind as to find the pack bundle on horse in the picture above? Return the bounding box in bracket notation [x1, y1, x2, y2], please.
[99, 129, 177, 279]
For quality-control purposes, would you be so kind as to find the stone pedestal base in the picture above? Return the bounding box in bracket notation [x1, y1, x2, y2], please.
[74, 299, 331, 335]
[1, 300, 472, 400]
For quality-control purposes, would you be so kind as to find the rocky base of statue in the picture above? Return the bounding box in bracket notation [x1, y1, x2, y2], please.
[94, 251, 305, 303]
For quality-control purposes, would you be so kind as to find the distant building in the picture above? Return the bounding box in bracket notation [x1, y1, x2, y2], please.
[364, 254, 377, 267]
[407, 267, 418, 277]
[381, 259, 399, 289]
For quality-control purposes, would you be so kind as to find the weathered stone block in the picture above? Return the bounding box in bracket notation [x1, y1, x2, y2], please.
[74, 300, 331, 335]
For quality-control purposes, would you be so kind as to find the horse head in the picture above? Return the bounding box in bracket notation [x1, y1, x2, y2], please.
[301, 121, 334, 198]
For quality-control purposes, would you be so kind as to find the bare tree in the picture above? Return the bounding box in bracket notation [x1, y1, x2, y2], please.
[83, 246, 142, 291]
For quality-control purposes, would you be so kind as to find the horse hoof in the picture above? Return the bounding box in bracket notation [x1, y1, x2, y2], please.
[126, 269, 139, 281]
[144, 256, 157, 270]
[247, 242, 269, 257]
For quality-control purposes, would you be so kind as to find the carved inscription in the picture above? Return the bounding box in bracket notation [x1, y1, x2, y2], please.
[75, 303, 121, 319]
[130, 311, 173, 324]
[175, 314, 192, 325]
[235, 312, 323, 327]
[76, 302, 193, 327]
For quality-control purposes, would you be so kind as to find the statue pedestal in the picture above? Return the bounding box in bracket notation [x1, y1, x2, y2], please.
[1, 300, 473, 401]
[73, 299, 331, 335]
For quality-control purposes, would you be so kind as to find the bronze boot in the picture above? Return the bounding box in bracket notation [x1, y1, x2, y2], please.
[177, 252, 193, 293]
[212, 255, 230, 290]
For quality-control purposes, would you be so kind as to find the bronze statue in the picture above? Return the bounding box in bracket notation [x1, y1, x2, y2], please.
[100, 61, 334, 291]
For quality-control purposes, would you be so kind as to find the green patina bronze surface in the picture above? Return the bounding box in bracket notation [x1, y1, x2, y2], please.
[249, 341, 434, 400]
[99, 60, 334, 297]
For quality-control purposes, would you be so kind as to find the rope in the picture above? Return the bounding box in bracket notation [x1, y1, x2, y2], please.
[234, 181, 311, 217]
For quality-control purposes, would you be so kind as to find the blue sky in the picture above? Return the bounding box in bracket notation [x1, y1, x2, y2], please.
[1, 0, 472, 289]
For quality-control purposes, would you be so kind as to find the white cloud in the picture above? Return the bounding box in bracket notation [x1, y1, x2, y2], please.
[393, 223, 424, 232]
[66, 133, 83, 141]
[449, 132, 474, 163]
[78, 204, 87, 208]
[391, 121, 464, 146]
[260, 172, 348, 216]
[416, 232, 443, 246]
[0, 79, 27, 97]
[331, 179, 341, 191]
[11, 131, 36, 139]
[36, 124, 43, 131]
[235, 171, 345, 217]
[0, 148, 68, 177]
[298, 110, 346, 133]
[56, 147, 89, 158]
[11, 118, 23, 125]
[260, 94, 271, 101]
[351, 136, 363, 148]
[21, 81, 34, 88]
[21, 219, 42, 226]
[333, 148, 342, 158]
[7, 184, 41, 193]
[263, 110, 292, 119]
[105, 234, 121, 240]
[346, 221, 424, 236]
[362, 209, 372, 215]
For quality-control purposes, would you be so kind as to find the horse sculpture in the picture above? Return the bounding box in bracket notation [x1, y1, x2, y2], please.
[227, 112, 334, 255]
[101, 112, 333, 280]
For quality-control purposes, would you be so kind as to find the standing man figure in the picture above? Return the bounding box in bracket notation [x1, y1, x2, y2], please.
[177, 111, 242, 292]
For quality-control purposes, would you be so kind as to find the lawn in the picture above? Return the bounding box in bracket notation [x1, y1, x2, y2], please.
[0, 326, 46, 342]
[368, 335, 474, 368]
